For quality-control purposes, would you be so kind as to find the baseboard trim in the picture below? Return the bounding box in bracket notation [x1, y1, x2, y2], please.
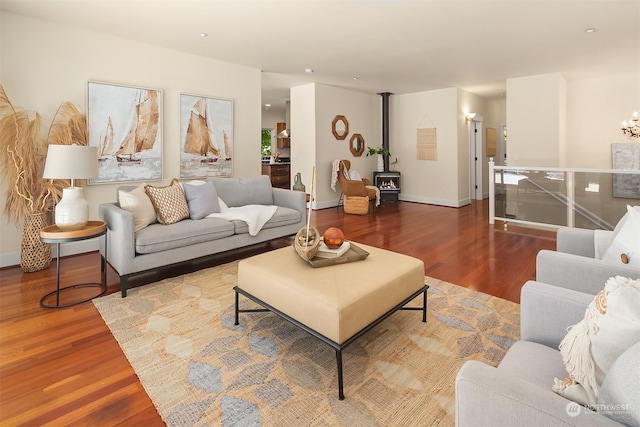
[0, 240, 99, 269]
[399, 194, 470, 208]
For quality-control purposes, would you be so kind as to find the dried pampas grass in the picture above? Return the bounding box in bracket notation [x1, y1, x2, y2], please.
[47, 101, 88, 147]
[0, 85, 87, 225]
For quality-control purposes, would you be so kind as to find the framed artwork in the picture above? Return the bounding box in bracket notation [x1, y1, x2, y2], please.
[612, 143, 640, 199]
[179, 93, 233, 178]
[87, 81, 163, 184]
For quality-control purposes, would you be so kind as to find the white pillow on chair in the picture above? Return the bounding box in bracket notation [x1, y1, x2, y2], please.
[348, 169, 362, 181]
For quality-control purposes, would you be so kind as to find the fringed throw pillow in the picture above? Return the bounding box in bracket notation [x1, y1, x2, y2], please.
[553, 276, 640, 406]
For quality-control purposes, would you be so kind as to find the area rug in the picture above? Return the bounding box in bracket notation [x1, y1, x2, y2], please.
[93, 260, 520, 426]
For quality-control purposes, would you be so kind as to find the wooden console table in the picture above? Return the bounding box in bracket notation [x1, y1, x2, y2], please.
[39, 221, 108, 309]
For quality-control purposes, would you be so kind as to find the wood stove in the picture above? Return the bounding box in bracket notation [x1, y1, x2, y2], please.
[373, 171, 401, 203]
[373, 92, 401, 203]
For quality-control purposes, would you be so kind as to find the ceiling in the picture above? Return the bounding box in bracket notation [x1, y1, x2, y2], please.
[3, 0, 639, 113]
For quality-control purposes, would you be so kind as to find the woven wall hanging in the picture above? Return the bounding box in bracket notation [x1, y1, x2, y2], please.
[417, 128, 437, 160]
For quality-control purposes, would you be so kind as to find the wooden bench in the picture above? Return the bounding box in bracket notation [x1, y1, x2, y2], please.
[234, 242, 428, 399]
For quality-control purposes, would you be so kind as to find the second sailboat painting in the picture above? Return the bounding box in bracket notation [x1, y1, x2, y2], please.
[179, 94, 233, 178]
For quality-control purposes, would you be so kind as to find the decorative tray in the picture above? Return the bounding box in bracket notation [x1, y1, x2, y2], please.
[306, 242, 369, 268]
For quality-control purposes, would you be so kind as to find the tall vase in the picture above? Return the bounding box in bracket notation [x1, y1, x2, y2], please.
[20, 212, 52, 273]
[377, 155, 384, 172]
[292, 172, 306, 192]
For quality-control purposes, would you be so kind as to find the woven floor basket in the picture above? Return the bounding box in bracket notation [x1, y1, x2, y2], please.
[344, 196, 369, 215]
[21, 212, 52, 272]
[294, 227, 320, 261]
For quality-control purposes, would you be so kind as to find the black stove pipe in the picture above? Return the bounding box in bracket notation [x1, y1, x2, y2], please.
[379, 92, 392, 172]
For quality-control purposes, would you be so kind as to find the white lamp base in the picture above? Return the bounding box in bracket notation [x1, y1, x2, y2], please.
[55, 187, 89, 231]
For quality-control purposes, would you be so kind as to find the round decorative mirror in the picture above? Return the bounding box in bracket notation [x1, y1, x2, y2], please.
[350, 133, 365, 157]
[331, 115, 349, 140]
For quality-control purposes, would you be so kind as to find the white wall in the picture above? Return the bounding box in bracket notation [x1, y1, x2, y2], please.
[290, 84, 316, 203]
[392, 88, 463, 206]
[308, 84, 380, 208]
[261, 109, 285, 130]
[507, 73, 567, 167]
[0, 12, 262, 266]
[566, 73, 639, 168]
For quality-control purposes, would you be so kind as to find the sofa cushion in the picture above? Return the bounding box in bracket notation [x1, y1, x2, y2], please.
[602, 205, 640, 269]
[183, 181, 221, 220]
[230, 206, 302, 235]
[135, 217, 234, 254]
[553, 276, 640, 406]
[209, 175, 274, 207]
[597, 341, 640, 425]
[118, 183, 157, 232]
[145, 179, 190, 225]
[498, 341, 567, 390]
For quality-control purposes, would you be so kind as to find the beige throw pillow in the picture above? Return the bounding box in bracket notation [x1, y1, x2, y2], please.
[118, 183, 157, 232]
[144, 179, 190, 225]
[553, 276, 640, 406]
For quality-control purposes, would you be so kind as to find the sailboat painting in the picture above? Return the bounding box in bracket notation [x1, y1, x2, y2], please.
[180, 94, 233, 178]
[87, 81, 163, 184]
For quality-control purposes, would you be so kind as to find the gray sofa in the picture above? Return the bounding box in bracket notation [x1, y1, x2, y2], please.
[99, 175, 306, 297]
[455, 228, 640, 426]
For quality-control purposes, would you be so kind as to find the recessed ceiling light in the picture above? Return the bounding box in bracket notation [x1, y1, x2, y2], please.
[304, 68, 314, 74]
[264, 104, 271, 108]
[585, 28, 596, 33]
[352, 77, 359, 80]
[200, 32, 208, 37]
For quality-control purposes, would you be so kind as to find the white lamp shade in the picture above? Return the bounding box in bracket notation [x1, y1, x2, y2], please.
[43, 144, 97, 230]
[43, 144, 98, 180]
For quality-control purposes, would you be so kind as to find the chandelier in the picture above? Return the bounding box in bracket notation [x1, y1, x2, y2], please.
[621, 112, 640, 139]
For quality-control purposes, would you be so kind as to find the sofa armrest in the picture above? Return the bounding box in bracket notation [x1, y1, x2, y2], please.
[272, 188, 306, 217]
[557, 227, 596, 257]
[455, 361, 618, 427]
[99, 203, 136, 276]
[536, 250, 640, 294]
[520, 280, 593, 348]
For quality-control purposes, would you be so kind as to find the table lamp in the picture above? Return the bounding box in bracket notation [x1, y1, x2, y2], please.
[43, 144, 98, 231]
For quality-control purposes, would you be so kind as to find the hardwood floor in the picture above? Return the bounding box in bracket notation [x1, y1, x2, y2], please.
[0, 200, 555, 425]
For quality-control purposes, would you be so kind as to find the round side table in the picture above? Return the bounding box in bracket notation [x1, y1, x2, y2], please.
[39, 221, 108, 309]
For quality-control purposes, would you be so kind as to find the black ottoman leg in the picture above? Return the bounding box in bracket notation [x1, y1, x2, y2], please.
[336, 349, 345, 400]
[234, 289, 239, 325]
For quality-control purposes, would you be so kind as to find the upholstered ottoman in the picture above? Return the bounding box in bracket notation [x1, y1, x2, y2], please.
[234, 242, 427, 399]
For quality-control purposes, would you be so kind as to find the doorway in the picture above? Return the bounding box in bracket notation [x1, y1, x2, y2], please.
[469, 117, 484, 200]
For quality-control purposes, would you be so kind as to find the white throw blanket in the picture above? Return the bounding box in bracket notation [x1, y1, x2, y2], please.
[331, 159, 341, 192]
[206, 204, 277, 236]
[366, 185, 381, 207]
